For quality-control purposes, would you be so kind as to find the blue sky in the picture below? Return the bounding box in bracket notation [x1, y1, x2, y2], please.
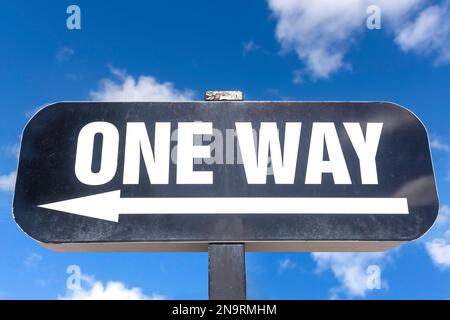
[1, 0, 450, 299]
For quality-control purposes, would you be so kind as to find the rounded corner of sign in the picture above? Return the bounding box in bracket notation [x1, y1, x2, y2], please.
[35, 238, 62, 251]
[12, 209, 50, 247]
[37, 101, 64, 113]
[413, 208, 441, 243]
[379, 101, 412, 115]
[13, 222, 42, 247]
[39, 241, 66, 252]
[381, 101, 429, 130]
[11, 207, 25, 233]
[25, 102, 64, 125]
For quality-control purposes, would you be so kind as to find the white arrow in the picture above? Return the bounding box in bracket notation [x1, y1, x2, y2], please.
[37, 190, 409, 223]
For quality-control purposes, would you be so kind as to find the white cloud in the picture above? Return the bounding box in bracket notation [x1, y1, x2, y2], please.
[35, 279, 47, 287]
[292, 69, 304, 84]
[60, 275, 165, 300]
[268, 0, 450, 80]
[0, 171, 16, 192]
[395, 1, 450, 64]
[436, 205, 450, 225]
[278, 258, 296, 272]
[312, 252, 385, 298]
[56, 47, 74, 62]
[2, 144, 20, 158]
[431, 137, 450, 153]
[90, 66, 196, 102]
[268, 0, 365, 79]
[426, 230, 450, 268]
[430, 136, 450, 181]
[243, 40, 260, 55]
[24, 253, 43, 268]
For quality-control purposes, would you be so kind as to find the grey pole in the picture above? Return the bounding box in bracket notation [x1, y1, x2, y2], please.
[205, 91, 246, 300]
[208, 243, 246, 300]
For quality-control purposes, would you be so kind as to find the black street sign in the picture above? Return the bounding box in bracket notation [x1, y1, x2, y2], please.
[13, 102, 439, 251]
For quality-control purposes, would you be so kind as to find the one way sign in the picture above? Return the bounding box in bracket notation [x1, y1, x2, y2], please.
[13, 101, 439, 252]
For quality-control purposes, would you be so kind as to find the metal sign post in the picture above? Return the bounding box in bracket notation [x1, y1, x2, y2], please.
[205, 91, 246, 300]
[209, 243, 246, 300]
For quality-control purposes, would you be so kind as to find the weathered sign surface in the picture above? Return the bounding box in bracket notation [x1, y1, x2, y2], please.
[13, 102, 439, 251]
